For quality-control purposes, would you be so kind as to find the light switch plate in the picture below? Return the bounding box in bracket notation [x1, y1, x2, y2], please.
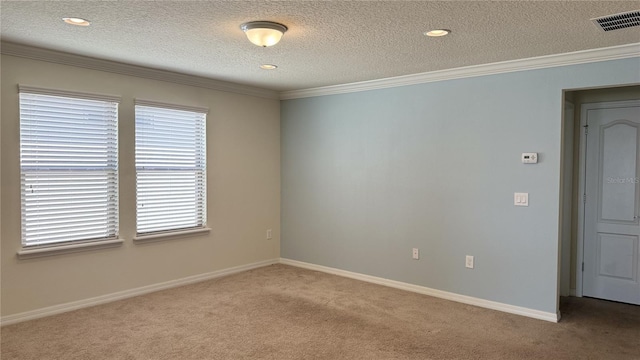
[514, 192, 529, 206]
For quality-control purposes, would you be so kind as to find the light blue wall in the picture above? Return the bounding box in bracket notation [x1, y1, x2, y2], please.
[281, 58, 640, 314]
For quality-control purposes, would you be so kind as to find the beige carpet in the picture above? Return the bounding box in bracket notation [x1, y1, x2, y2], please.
[2, 264, 639, 359]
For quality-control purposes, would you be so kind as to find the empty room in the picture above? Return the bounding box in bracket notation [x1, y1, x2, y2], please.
[1, 1, 639, 359]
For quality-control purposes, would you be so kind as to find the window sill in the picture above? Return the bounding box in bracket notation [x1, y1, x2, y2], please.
[133, 227, 211, 243]
[17, 238, 124, 260]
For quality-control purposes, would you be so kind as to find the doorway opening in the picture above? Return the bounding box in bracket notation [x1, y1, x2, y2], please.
[560, 85, 640, 308]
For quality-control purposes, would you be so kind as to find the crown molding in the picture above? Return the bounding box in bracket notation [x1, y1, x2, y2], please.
[280, 43, 640, 100]
[4, 41, 638, 101]
[0, 41, 279, 100]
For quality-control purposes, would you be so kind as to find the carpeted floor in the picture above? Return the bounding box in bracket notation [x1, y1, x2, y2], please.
[2, 264, 639, 359]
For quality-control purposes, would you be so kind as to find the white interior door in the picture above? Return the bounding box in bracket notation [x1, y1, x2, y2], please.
[583, 101, 640, 305]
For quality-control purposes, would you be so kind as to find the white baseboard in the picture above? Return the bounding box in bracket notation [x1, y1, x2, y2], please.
[1, 258, 279, 326]
[280, 258, 559, 323]
[2, 258, 559, 326]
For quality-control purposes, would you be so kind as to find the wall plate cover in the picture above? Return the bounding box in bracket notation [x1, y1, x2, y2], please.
[465, 255, 474, 269]
[514, 192, 529, 206]
[522, 153, 538, 164]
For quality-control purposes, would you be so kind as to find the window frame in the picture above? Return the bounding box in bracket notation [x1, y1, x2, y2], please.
[17, 85, 123, 258]
[133, 100, 209, 241]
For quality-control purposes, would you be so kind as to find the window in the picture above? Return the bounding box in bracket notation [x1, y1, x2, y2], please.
[135, 101, 207, 236]
[19, 87, 119, 248]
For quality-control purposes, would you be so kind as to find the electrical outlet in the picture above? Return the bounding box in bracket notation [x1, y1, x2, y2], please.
[412, 248, 419, 260]
[465, 255, 474, 269]
[266, 229, 272, 240]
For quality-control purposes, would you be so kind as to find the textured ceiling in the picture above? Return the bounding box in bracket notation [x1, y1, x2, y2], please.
[1, 1, 639, 92]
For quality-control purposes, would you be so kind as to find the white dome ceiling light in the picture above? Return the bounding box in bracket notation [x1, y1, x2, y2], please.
[241, 21, 288, 47]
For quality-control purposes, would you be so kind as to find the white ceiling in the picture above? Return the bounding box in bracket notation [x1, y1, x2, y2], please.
[1, 1, 639, 92]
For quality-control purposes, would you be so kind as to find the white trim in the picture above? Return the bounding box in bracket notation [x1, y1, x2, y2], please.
[135, 99, 209, 114]
[576, 103, 588, 297]
[280, 258, 560, 323]
[559, 100, 575, 298]
[17, 238, 124, 260]
[0, 258, 279, 326]
[18, 84, 121, 103]
[280, 43, 640, 100]
[133, 227, 211, 243]
[5, 42, 638, 102]
[576, 100, 640, 298]
[4, 42, 638, 102]
[2, 42, 279, 100]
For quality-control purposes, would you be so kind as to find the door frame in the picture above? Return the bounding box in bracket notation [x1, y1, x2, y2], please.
[576, 99, 640, 297]
[560, 101, 574, 297]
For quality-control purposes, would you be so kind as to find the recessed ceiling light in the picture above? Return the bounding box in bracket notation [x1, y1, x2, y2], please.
[63, 17, 90, 26]
[260, 64, 278, 70]
[425, 29, 450, 37]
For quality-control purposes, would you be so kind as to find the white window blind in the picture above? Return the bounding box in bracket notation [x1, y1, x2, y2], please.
[19, 90, 119, 247]
[135, 103, 207, 235]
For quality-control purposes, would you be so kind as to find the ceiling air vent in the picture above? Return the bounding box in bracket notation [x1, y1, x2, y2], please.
[591, 10, 640, 32]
